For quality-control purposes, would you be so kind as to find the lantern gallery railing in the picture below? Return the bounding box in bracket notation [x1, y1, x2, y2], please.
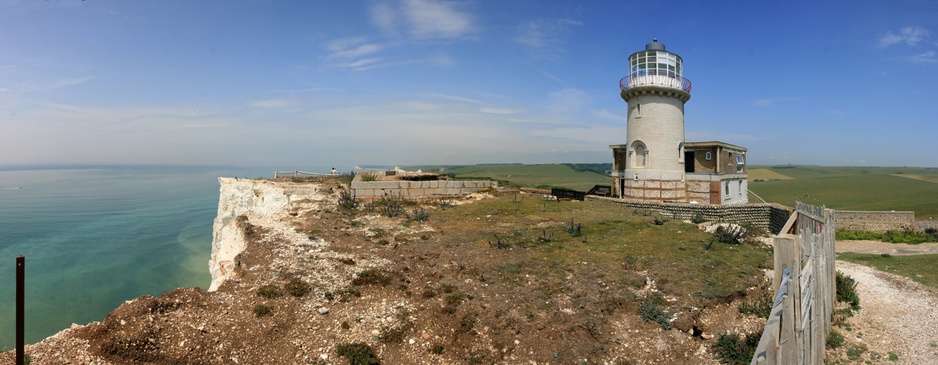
[619, 74, 692, 93]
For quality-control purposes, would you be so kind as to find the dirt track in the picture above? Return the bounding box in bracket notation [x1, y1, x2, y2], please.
[830, 240, 938, 364]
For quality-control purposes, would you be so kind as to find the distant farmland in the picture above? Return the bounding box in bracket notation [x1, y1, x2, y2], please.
[409, 164, 938, 217]
[747, 166, 938, 217]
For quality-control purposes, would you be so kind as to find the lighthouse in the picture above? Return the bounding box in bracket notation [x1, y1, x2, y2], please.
[611, 40, 749, 204]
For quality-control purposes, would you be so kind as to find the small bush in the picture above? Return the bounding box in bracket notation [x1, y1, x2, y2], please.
[691, 212, 706, 224]
[407, 207, 430, 222]
[257, 284, 283, 299]
[826, 330, 845, 349]
[566, 218, 582, 237]
[430, 344, 444, 355]
[358, 171, 380, 182]
[336, 343, 380, 365]
[639, 296, 671, 330]
[713, 225, 744, 244]
[714, 332, 760, 365]
[253, 304, 274, 317]
[285, 278, 311, 297]
[738, 291, 773, 318]
[835, 271, 860, 312]
[338, 190, 358, 210]
[488, 234, 510, 249]
[352, 269, 395, 286]
[651, 214, 668, 225]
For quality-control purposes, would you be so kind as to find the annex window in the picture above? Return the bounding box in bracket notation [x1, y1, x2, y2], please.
[736, 155, 744, 172]
[705, 151, 712, 161]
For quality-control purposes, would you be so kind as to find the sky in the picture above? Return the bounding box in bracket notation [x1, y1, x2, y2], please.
[1, 0, 937, 169]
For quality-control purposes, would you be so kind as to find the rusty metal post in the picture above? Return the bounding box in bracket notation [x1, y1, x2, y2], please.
[16, 255, 25, 365]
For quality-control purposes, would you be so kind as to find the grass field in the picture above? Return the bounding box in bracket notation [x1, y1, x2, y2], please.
[837, 252, 938, 288]
[747, 166, 938, 217]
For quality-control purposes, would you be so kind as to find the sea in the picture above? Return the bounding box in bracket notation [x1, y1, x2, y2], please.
[0, 165, 324, 350]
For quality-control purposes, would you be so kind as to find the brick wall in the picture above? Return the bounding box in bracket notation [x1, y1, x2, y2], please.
[586, 196, 792, 234]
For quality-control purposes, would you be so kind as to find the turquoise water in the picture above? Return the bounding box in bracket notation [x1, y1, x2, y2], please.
[0, 165, 277, 349]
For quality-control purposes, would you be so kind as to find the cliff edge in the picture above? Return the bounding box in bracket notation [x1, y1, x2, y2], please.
[2, 177, 778, 364]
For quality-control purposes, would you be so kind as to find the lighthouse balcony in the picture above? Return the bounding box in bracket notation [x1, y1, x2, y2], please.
[619, 74, 692, 93]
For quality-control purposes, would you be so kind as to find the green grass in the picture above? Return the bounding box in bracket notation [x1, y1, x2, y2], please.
[837, 252, 938, 288]
[748, 166, 938, 217]
[408, 163, 610, 191]
[434, 193, 773, 308]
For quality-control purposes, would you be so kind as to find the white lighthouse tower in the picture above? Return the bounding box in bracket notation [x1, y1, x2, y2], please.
[611, 39, 749, 204]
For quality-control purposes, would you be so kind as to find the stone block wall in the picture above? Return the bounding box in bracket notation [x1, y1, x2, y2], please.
[834, 210, 915, 232]
[351, 179, 493, 198]
[916, 218, 938, 232]
[586, 196, 792, 234]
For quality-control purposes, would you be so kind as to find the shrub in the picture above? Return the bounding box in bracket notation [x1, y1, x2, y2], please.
[352, 269, 394, 286]
[738, 291, 773, 318]
[714, 332, 760, 365]
[566, 218, 582, 237]
[826, 330, 845, 349]
[256, 285, 283, 299]
[713, 225, 744, 244]
[407, 207, 430, 222]
[835, 271, 860, 312]
[285, 278, 311, 297]
[253, 304, 274, 317]
[691, 212, 706, 224]
[639, 296, 671, 330]
[651, 214, 668, 225]
[336, 343, 380, 365]
[358, 171, 380, 182]
[338, 190, 358, 210]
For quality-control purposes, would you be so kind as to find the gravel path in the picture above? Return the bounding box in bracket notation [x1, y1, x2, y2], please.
[836, 240, 938, 255]
[835, 260, 938, 364]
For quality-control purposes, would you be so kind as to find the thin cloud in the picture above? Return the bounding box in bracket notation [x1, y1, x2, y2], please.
[370, 0, 475, 40]
[248, 99, 292, 108]
[41, 76, 95, 91]
[879, 26, 931, 48]
[908, 50, 938, 64]
[480, 107, 520, 115]
[423, 92, 483, 104]
[515, 18, 582, 54]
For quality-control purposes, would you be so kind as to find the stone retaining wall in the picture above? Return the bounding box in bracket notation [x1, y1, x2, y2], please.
[586, 196, 792, 234]
[833, 210, 915, 232]
[351, 179, 493, 198]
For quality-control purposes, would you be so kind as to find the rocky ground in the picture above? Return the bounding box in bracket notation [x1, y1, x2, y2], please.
[2, 181, 935, 365]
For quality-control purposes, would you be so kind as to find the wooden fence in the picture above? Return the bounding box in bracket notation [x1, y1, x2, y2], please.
[751, 202, 835, 364]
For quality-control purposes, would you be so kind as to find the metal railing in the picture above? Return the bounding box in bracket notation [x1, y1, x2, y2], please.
[619, 74, 692, 93]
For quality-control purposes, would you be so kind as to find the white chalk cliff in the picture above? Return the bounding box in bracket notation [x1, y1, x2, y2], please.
[208, 177, 333, 291]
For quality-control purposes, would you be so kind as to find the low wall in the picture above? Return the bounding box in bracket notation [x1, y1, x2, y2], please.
[586, 196, 792, 234]
[833, 210, 915, 232]
[917, 218, 938, 232]
[351, 179, 493, 198]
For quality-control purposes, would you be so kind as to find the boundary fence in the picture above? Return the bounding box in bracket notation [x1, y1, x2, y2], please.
[751, 202, 835, 364]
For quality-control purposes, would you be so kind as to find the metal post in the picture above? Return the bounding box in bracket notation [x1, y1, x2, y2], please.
[16, 254, 25, 365]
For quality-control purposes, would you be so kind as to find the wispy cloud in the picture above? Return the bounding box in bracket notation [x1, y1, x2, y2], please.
[752, 97, 795, 107]
[908, 50, 938, 64]
[878, 26, 931, 48]
[47, 76, 94, 90]
[480, 107, 520, 115]
[370, 0, 475, 40]
[247, 99, 292, 108]
[515, 18, 582, 55]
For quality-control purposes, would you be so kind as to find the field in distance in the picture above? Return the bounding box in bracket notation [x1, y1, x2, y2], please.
[410, 163, 611, 192]
[747, 165, 938, 217]
[410, 164, 938, 217]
